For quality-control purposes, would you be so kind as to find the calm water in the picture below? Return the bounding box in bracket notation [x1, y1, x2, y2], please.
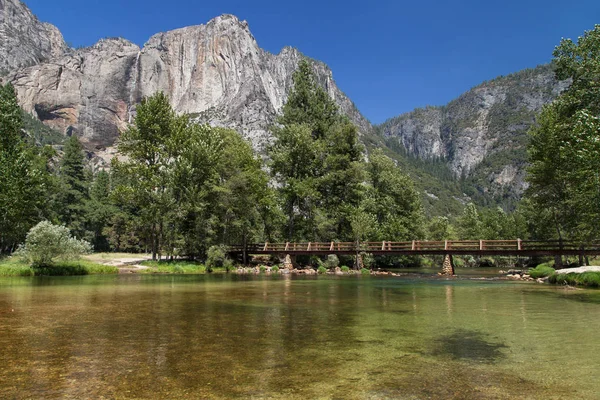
[1, 273, 600, 399]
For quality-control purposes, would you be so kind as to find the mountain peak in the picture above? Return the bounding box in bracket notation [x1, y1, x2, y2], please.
[0, 0, 67, 72]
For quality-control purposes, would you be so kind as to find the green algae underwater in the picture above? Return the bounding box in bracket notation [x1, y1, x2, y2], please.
[1, 274, 599, 399]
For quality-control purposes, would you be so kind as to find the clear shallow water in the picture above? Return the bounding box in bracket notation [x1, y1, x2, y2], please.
[1, 274, 599, 399]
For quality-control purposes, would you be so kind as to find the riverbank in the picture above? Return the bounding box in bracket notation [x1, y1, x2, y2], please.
[0, 257, 118, 276]
[549, 266, 600, 288]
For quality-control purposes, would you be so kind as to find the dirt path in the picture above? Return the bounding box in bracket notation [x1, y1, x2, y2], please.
[85, 254, 153, 274]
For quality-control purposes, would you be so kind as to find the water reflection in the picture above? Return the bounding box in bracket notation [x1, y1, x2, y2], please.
[0, 275, 599, 399]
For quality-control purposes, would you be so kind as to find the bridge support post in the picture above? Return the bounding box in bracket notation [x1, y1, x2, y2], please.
[442, 254, 455, 276]
[354, 253, 364, 270]
[283, 254, 296, 270]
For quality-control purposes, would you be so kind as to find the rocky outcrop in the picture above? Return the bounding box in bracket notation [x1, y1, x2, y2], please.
[12, 38, 141, 149]
[0, 0, 67, 73]
[377, 65, 569, 198]
[7, 10, 372, 155]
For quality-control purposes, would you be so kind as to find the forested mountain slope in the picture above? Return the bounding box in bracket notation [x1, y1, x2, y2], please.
[377, 65, 569, 209]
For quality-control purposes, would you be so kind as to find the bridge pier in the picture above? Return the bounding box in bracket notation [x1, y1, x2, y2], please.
[442, 254, 455, 276]
[283, 254, 297, 270]
[355, 253, 364, 270]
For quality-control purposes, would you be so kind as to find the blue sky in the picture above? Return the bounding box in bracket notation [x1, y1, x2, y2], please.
[23, 0, 600, 124]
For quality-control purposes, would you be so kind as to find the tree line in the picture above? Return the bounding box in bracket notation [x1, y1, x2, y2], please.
[0, 61, 426, 261]
[2, 24, 599, 264]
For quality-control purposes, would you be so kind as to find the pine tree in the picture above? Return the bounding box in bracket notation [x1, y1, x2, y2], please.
[269, 59, 365, 241]
[86, 170, 115, 251]
[58, 135, 89, 238]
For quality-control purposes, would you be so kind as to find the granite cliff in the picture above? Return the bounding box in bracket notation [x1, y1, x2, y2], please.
[2, 0, 566, 211]
[0, 0, 67, 73]
[4, 6, 371, 158]
[377, 65, 568, 203]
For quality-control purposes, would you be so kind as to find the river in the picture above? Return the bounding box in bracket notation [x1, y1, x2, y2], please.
[1, 273, 599, 399]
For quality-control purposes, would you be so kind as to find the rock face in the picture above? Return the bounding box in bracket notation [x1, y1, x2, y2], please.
[0, 0, 67, 73]
[378, 65, 568, 198]
[12, 38, 142, 150]
[6, 7, 371, 154]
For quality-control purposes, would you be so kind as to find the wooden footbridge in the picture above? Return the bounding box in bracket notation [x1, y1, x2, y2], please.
[229, 240, 600, 257]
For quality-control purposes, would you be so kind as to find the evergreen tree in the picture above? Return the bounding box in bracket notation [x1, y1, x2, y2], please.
[269, 59, 364, 241]
[457, 203, 482, 240]
[0, 83, 48, 253]
[58, 135, 89, 238]
[86, 170, 115, 251]
[427, 216, 456, 241]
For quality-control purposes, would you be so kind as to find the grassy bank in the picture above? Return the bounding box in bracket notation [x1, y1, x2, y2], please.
[139, 260, 229, 274]
[0, 257, 118, 277]
[549, 272, 600, 288]
[528, 263, 556, 279]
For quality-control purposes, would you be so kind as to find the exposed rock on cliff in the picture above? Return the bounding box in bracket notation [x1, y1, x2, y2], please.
[8, 10, 371, 154]
[0, 0, 67, 72]
[377, 65, 569, 201]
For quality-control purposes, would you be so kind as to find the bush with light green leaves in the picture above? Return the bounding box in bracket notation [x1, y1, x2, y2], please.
[16, 221, 92, 267]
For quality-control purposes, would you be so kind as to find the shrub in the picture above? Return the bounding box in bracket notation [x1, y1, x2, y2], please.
[317, 266, 327, 275]
[340, 266, 350, 273]
[528, 263, 556, 279]
[16, 221, 92, 267]
[206, 245, 232, 271]
[259, 265, 267, 273]
[360, 268, 370, 275]
[361, 253, 375, 268]
[325, 254, 339, 269]
[271, 265, 280, 273]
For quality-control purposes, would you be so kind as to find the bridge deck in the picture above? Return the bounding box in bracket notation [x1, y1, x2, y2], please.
[229, 240, 600, 257]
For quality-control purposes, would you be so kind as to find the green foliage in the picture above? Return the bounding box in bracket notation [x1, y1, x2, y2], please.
[0, 258, 35, 276]
[340, 266, 350, 273]
[0, 256, 114, 276]
[21, 110, 64, 145]
[360, 267, 370, 275]
[455, 203, 527, 240]
[57, 135, 89, 238]
[324, 254, 339, 269]
[259, 265, 267, 273]
[528, 264, 556, 279]
[427, 216, 456, 240]
[457, 203, 482, 239]
[86, 170, 116, 251]
[0, 83, 50, 253]
[33, 261, 118, 276]
[374, 64, 559, 215]
[269, 59, 364, 241]
[525, 25, 600, 243]
[362, 149, 425, 241]
[317, 266, 327, 274]
[206, 245, 232, 270]
[15, 221, 92, 267]
[549, 272, 600, 288]
[271, 265, 280, 273]
[115, 92, 274, 260]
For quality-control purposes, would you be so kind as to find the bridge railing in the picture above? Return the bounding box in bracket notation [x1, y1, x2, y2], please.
[228, 240, 600, 254]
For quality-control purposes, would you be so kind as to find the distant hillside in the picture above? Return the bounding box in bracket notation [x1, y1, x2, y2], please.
[376, 64, 569, 210]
